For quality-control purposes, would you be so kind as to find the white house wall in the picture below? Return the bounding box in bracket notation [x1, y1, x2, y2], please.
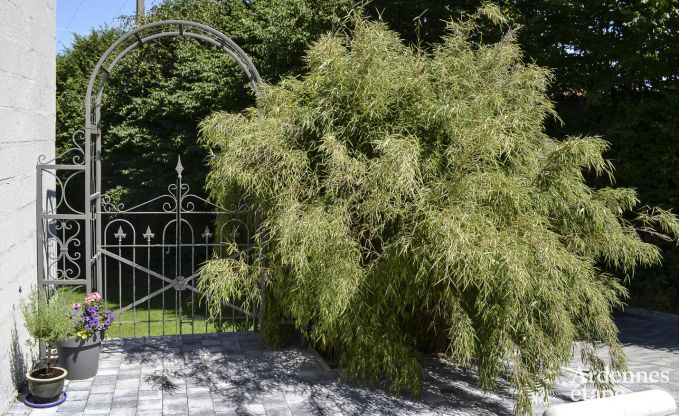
[0, 0, 56, 410]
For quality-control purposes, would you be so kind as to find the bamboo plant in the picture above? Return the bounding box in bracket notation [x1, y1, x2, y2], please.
[198, 6, 679, 414]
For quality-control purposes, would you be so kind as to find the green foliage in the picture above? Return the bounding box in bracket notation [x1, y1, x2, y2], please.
[197, 247, 262, 320]
[361, 0, 679, 313]
[22, 292, 73, 346]
[56, 0, 352, 208]
[22, 291, 73, 369]
[200, 9, 679, 414]
[505, 0, 679, 313]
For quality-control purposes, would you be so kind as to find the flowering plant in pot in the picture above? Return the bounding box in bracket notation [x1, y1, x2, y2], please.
[57, 292, 114, 380]
[22, 290, 71, 404]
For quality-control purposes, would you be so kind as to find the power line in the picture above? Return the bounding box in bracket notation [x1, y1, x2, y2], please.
[57, 0, 85, 51]
[114, 0, 130, 21]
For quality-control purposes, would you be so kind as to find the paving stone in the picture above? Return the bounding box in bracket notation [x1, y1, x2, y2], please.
[83, 392, 114, 414]
[115, 377, 141, 391]
[95, 367, 120, 377]
[111, 395, 138, 409]
[89, 382, 115, 395]
[109, 409, 134, 416]
[188, 396, 216, 415]
[287, 403, 318, 416]
[92, 374, 117, 383]
[117, 369, 141, 380]
[137, 398, 163, 412]
[241, 402, 266, 415]
[214, 408, 239, 416]
[189, 410, 217, 416]
[98, 360, 121, 369]
[66, 380, 93, 391]
[264, 408, 294, 416]
[120, 362, 143, 371]
[25, 407, 59, 415]
[55, 399, 88, 413]
[137, 389, 163, 401]
[261, 394, 288, 412]
[188, 387, 213, 399]
[6, 403, 30, 415]
[163, 393, 189, 413]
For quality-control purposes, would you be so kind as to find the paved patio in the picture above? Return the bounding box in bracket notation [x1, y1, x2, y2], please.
[7, 309, 679, 416]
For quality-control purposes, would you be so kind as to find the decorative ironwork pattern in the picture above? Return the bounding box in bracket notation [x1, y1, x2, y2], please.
[36, 20, 265, 347]
[98, 157, 258, 339]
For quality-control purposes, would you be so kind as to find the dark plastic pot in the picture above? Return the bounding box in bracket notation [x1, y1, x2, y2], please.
[57, 332, 102, 380]
[26, 367, 67, 402]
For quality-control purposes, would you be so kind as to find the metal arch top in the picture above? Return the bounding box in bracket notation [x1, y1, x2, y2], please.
[84, 19, 263, 127]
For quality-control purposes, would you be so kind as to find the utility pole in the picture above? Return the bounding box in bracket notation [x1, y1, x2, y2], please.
[136, 0, 145, 26]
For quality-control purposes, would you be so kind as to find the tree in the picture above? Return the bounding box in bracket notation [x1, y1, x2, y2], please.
[56, 0, 352, 208]
[198, 8, 679, 414]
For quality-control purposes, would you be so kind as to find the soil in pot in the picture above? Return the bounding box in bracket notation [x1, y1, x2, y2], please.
[30, 367, 64, 380]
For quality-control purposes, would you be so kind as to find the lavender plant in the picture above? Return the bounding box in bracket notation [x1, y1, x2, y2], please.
[22, 291, 72, 375]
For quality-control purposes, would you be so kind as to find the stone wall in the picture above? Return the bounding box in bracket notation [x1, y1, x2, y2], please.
[0, 0, 56, 410]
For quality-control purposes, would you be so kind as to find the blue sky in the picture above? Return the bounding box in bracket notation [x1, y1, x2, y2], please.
[57, 0, 164, 53]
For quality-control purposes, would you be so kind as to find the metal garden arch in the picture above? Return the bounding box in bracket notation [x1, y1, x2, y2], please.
[37, 20, 263, 340]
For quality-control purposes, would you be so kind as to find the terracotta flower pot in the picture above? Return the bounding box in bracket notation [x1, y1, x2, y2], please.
[57, 331, 103, 380]
[26, 366, 67, 403]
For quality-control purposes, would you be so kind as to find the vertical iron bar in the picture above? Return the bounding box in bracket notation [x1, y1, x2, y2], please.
[61, 221, 66, 280]
[146, 229, 152, 337]
[36, 166, 46, 359]
[36, 166, 44, 290]
[162, 236, 166, 338]
[175, 159, 182, 346]
[84, 127, 92, 293]
[96, 127, 102, 293]
[204, 231, 209, 336]
[133, 240, 137, 337]
[191, 242, 194, 335]
[118, 235, 122, 338]
[104, 243, 108, 322]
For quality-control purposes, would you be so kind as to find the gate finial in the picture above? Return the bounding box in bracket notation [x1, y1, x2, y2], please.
[175, 155, 184, 178]
[114, 226, 127, 242]
[143, 225, 155, 241]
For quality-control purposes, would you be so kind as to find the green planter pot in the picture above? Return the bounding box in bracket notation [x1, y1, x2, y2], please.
[26, 367, 67, 402]
[57, 332, 103, 380]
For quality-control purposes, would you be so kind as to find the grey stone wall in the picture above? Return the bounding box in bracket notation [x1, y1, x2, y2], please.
[0, 0, 56, 410]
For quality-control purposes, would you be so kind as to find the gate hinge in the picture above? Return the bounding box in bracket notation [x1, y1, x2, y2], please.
[90, 252, 101, 264]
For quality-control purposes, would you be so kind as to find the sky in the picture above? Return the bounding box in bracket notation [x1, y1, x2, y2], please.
[56, 0, 164, 53]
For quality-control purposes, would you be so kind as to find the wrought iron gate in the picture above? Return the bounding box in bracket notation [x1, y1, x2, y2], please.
[36, 21, 263, 340]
